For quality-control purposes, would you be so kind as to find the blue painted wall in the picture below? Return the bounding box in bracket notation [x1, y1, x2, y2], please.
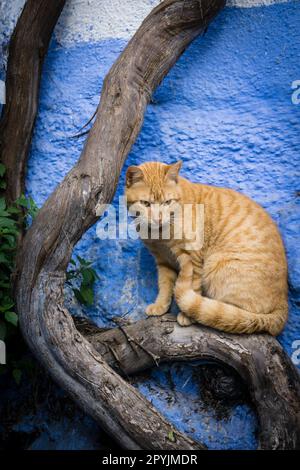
[2, 0, 300, 449]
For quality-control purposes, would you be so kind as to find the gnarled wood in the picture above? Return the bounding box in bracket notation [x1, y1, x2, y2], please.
[0, 0, 66, 205]
[15, 0, 226, 450]
[78, 314, 300, 450]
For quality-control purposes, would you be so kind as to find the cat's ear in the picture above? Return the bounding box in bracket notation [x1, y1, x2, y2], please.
[165, 161, 182, 183]
[126, 166, 144, 187]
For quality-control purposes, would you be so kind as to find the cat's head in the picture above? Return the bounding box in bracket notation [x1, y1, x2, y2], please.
[125, 161, 182, 229]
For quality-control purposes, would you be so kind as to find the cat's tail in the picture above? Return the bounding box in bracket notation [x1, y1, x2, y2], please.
[176, 289, 287, 335]
[174, 255, 288, 336]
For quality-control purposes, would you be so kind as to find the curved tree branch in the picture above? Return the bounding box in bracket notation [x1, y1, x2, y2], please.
[0, 0, 66, 206]
[78, 314, 300, 450]
[15, 0, 226, 450]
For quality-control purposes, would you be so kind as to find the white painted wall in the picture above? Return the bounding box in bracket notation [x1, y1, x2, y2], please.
[0, 0, 294, 50]
[55, 0, 294, 45]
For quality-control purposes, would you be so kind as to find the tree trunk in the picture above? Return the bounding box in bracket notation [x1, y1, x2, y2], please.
[77, 314, 300, 450]
[0, 0, 66, 206]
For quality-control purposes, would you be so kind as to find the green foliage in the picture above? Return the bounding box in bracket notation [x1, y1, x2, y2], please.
[0, 164, 98, 384]
[0, 167, 20, 355]
[0, 165, 35, 383]
[15, 194, 39, 222]
[66, 255, 99, 306]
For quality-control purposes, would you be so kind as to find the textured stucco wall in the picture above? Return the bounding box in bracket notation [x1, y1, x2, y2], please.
[1, 0, 300, 450]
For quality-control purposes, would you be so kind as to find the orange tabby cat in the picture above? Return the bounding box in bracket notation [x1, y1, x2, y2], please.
[125, 161, 288, 335]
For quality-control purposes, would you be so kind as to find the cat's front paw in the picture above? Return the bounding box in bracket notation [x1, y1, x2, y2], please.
[146, 303, 168, 316]
[177, 312, 195, 327]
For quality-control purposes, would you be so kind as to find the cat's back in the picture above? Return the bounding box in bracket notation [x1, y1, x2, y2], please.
[184, 179, 286, 263]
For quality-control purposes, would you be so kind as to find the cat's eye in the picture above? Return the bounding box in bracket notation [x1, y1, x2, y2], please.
[164, 199, 174, 205]
[140, 200, 151, 207]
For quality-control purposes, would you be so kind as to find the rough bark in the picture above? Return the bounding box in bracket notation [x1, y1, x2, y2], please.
[15, 0, 226, 450]
[77, 314, 300, 450]
[0, 0, 66, 205]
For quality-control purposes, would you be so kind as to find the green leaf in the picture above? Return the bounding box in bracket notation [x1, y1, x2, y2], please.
[1, 242, 15, 252]
[15, 194, 28, 208]
[73, 288, 85, 305]
[167, 430, 176, 443]
[7, 205, 22, 215]
[0, 210, 11, 217]
[0, 217, 17, 229]
[0, 181, 7, 189]
[0, 302, 15, 313]
[1, 233, 16, 247]
[5, 311, 18, 327]
[73, 286, 94, 306]
[80, 286, 94, 305]
[67, 256, 98, 306]
[0, 252, 10, 264]
[0, 163, 5, 177]
[12, 368, 22, 385]
[76, 255, 92, 267]
[0, 227, 19, 236]
[0, 197, 6, 211]
[81, 268, 94, 286]
[27, 197, 39, 218]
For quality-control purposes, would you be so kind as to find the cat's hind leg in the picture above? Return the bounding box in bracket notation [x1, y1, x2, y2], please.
[175, 254, 197, 327]
[175, 255, 287, 335]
